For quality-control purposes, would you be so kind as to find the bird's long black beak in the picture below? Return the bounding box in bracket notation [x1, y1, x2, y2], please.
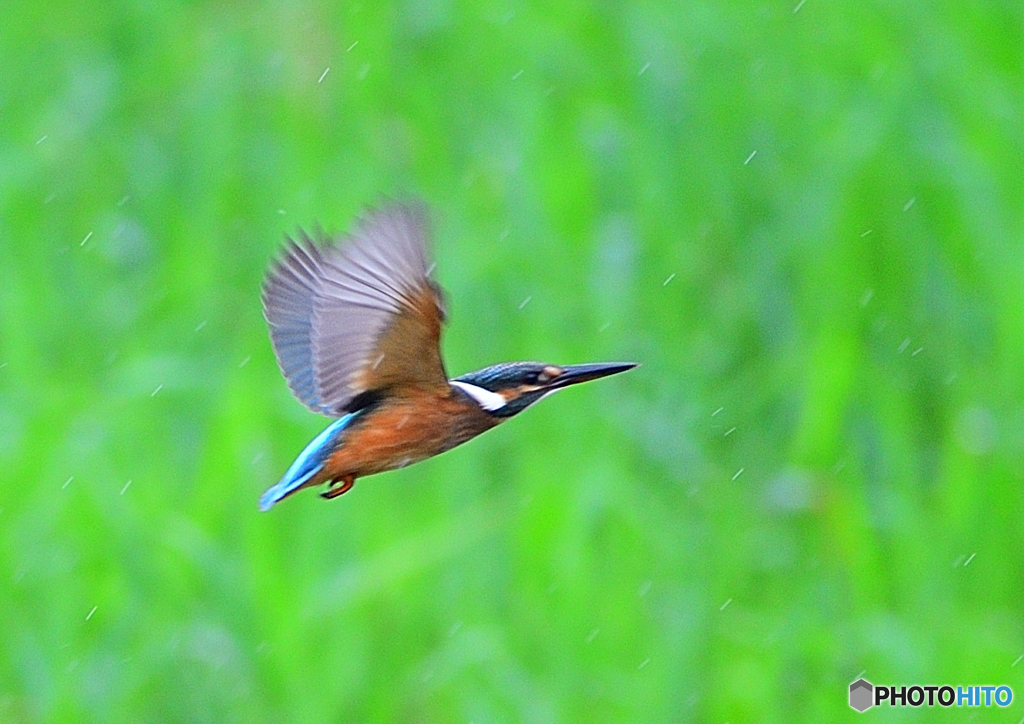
[549, 361, 638, 389]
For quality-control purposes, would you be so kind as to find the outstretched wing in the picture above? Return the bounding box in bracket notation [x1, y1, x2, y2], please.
[262, 202, 448, 416]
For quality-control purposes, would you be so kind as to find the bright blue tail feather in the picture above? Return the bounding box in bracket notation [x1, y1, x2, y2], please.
[259, 413, 356, 511]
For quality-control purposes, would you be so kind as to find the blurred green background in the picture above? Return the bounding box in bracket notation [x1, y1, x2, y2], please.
[1, 0, 1022, 721]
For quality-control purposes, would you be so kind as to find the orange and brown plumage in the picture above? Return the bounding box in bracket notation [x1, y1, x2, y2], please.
[259, 201, 636, 510]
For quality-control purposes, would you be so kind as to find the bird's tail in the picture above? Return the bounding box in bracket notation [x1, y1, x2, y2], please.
[259, 467, 320, 511]
[259, 413, 355, 511]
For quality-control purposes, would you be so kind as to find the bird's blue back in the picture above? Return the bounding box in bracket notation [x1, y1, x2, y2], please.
[259, 413, 358, 510]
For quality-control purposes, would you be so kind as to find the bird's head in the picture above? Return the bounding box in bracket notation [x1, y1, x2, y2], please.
[451, 361, 637, 418]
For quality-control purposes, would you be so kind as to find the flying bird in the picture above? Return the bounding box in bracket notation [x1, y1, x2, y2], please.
[259, 202, 636, 510]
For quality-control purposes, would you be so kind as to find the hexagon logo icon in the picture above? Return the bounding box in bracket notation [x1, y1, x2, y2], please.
[849, 678, 873, 712]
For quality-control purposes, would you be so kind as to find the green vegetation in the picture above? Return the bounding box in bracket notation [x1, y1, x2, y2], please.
[1, 1, 1021, 721]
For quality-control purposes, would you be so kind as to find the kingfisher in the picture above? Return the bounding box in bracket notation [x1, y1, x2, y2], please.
[259, 201, 636, 510]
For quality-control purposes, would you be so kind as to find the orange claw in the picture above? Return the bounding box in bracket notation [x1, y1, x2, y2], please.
[320, 475, 355, 500]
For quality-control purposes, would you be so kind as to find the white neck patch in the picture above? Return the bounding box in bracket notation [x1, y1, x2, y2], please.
[450, 380, 507, 411]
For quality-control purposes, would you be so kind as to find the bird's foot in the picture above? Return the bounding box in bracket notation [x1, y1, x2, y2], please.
[320, 475, 355, 500]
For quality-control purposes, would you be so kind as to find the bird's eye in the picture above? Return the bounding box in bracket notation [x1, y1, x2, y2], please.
[537, 366, 562, 383]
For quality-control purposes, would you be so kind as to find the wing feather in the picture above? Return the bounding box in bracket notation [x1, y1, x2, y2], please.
[262, 202, 448, 416]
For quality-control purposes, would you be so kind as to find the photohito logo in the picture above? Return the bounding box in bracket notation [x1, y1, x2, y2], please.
[849, 678, 1012, 712]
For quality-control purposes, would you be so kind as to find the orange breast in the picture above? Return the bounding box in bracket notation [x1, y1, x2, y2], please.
[321, 391, 498, 481]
